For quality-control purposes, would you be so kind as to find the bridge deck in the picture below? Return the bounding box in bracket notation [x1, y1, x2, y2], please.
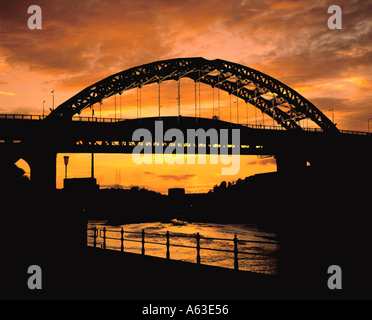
[1, 113, 371, 136]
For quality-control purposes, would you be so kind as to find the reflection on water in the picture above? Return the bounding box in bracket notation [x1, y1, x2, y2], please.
[88, 220, 280, 275]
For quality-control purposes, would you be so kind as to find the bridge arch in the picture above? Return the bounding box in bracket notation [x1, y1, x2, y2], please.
[47, 57, 338, 132]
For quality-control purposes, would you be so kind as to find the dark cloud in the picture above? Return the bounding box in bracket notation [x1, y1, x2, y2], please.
[0, 0, 171, 75]
[143, 172, 196, 181]
[3, 0, 371, 83]
[158, 174, 196, 181]
[247, 158, 277, 166]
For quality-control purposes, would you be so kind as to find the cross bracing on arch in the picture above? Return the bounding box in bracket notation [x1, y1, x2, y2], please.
[46, 57, 338, 133]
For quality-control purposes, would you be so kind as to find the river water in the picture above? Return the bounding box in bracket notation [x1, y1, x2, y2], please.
[88, 220, 280, 275]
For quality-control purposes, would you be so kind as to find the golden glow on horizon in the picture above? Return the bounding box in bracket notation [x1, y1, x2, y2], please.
[56, 153, 277, 194]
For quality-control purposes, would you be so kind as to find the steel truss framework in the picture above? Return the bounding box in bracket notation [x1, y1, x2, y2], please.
[47, 57, 338, 132]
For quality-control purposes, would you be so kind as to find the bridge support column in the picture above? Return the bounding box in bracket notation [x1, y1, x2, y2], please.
[275, 153, 307, 175]
[25, 151, 57, 191]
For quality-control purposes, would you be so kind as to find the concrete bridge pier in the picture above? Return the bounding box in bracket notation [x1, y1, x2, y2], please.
[23, 150, 57, 191]
[275, 152, 308, 175]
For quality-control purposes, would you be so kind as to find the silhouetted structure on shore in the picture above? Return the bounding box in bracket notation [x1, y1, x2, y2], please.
[64, 177, 99, 191]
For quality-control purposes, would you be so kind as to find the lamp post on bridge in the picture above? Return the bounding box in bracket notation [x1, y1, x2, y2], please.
[329, 109, 335, 124]
[51, 90, 55, 111]
[42, 100, 45, 119]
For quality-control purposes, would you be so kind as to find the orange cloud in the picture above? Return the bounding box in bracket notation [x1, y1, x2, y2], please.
[270, 2, 302, 10]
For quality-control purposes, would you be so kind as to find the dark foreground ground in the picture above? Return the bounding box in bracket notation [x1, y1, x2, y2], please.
[1, 230, 371, 300]
[0, 246, 355, 300]
[1, 167, 372, 300]
[18, 247, 282, 300]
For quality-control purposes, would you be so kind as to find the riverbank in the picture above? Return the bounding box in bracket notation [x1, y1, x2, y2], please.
[88, 220, 280, 275]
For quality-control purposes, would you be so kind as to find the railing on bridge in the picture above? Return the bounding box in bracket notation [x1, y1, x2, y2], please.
[242, 123, 371, 136]
[1, 113, 371, 136]
[71, 116, 126, 123]
[0, 114, 46, 120]
[338, 129, 371, 136]
[87, 226, 279, 272]
[0, 113, 125, 123]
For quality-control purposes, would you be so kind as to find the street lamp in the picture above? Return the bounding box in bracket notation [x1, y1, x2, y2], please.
[64, 156, 69, 179]
[329, 109, 335, 124]
[42, 100, 45, 118]
[51, 90, 55, 111]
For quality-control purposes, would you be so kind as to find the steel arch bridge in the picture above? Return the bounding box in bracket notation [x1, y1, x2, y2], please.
[47, 57, 338, 132]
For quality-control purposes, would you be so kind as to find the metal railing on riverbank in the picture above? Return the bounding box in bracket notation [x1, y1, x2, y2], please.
[87, 227, 279, 272]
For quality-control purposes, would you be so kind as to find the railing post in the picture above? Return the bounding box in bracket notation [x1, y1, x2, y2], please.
[93, 226, 97, 248]
[166, 231, 170, 259]
[142, 229, 145, 255]
[234, 235, 239, 271]
[120, 228, 124, 252]
[103, 227, 106, 250]
[196, 232, 201, 264]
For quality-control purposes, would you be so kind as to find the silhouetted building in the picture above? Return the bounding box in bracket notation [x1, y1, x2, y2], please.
[168, 188, 185, 198]
[64, 177, 99, 191]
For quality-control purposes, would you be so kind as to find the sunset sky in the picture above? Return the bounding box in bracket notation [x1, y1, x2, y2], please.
[1, 0, 371, 193]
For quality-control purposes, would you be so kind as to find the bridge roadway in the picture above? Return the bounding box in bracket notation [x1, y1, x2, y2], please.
[0, 114, 371, 189]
